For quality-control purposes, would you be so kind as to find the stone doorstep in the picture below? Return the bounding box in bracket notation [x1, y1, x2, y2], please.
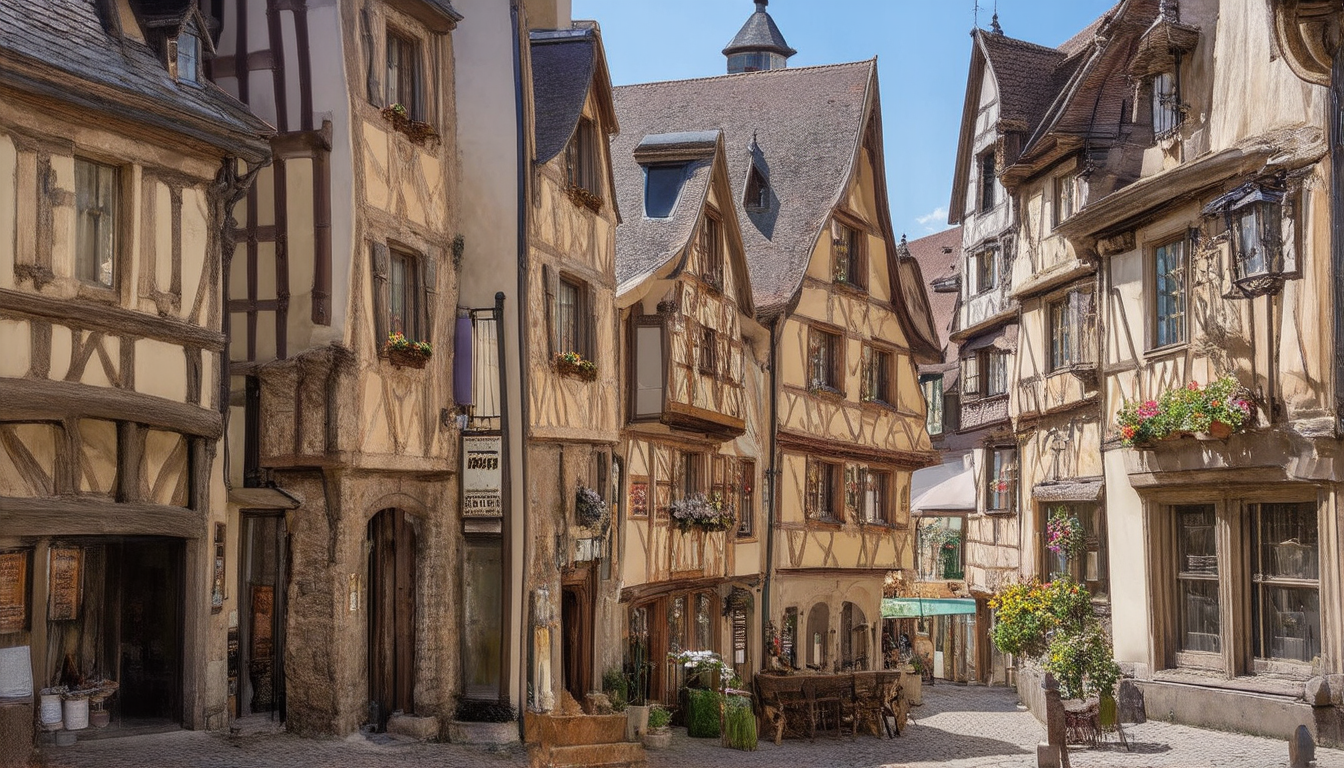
[528, 742, 647, 768]
[385, 714, 440, 741]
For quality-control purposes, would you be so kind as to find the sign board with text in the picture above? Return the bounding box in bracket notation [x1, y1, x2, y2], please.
[462, 435, 503, 517]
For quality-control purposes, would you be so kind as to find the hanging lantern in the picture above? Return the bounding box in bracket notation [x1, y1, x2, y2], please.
[1206, 182, 1286, 297]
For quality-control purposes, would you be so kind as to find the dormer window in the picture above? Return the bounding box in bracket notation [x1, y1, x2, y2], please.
[745, 165, 768, 211]
[176, 31, 200, 84]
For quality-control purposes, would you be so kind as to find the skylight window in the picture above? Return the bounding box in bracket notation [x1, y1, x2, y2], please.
[644, 164, 688, 219]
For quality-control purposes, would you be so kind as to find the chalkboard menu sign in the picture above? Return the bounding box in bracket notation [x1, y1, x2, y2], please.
[48, 547, 82, 621]
[732, 609, 747, 664]
[0, 551, 27, 634]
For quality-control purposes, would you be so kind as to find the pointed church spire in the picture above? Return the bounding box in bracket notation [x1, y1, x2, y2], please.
[724, 0, 796, 74]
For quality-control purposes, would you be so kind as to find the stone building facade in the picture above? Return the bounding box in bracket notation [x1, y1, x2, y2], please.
[0, 0, 271, 733]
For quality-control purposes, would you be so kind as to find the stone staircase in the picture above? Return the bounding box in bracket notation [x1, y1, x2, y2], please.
[525, 711, 646, 768]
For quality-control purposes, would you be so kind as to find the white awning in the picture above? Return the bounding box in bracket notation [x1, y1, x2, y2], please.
[911, 463, 976, 513]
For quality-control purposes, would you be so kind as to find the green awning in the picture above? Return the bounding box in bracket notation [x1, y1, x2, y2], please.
[881, 598, 977, 619]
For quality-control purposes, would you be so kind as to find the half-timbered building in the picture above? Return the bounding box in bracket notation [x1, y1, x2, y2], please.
[615, 6, 942, 676]
[609, 129, 768, 704]
[1052, 0, 1343, 741]
[0, 0, 271, 732]
[210, 0, 464, 735]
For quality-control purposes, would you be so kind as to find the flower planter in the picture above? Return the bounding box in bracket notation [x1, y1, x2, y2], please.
[643, 727, 672, 750]
[387, 348, 430, 369]
[625, 704, 650, 741]
[447, 719, 518, 745]
[1208, 420, 1234, 439]
[902, 667, 923, 706]
[555, 356, 598, 381]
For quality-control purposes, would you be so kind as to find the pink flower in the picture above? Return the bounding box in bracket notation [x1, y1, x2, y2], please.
[1188, 382, 1199, 391]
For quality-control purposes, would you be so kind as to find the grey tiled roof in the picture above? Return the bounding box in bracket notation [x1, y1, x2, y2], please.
[613, 61, 873, 316]
[612, 153, 713, 290]
[0, 0, 272, 159]
[722, 3, 796, 58]
[531, 28, 597, 164]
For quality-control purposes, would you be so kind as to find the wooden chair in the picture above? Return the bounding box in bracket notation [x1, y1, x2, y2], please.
[807, 675, 849, 739]
[847, 672, 884, 737]
[755, 674, 808, 745]
[879, 670, 908, 738]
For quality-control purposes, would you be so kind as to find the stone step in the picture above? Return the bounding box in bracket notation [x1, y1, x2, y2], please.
[528, 741, 647, 768]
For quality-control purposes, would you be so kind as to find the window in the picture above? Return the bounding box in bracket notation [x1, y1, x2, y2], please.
[863, 468, 891, 525]
[808, 327, 843, 392]
[985, 447, 1016, 512]
[972, 247, 997, 294]
[1175, 504, 1220, 653]
[921, 375, 944, 436]
[698, 326, 718, 375]
[1049, 299, 1073, 371]
[781, 607, 799, 668]
[389, 249, 420, 339]
[1252, 502, 1320, 663]
[1052, 172, 1085, 228]
[916, 516, 964, 580]
[805, 459, 840, 523]
[736, 460, 755, 538]
[1044, 505, 1108, 598]
[632, 320, 664, 418]
[1153, 239, 1187, 349]
[75, 159, 118, 288]
[680, 452, 703, 499]
[832, 219, 865, 288]
[979, 152, 998, 212]
[694, 592, 713, 651]
[961, 354, 981, 397]
[566, 117, 599, 196]
[385, 31, 422, 120]
[176, 32, 200, 84]
[556, 276, 588, 358]
[644, 164, 686, 219]
[1049, 290, 1096, 372]
[861, 345, 892, 404]
[1152, 71, 1181, 136]
[700, 213, 723, 290]
[745, 166, 768, 210]
[980, 349, 1009, 397]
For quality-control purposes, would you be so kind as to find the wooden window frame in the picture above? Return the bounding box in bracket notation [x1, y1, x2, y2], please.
[700, 211, 724, 291]
[1250, 501, 1321, 665]
[74, 158, 121, 291]
[972, 246, 997, 294]
[736, 460, 756, 539]
[388, 247, 422, 341]
[979, 151, 998, 212]
[1041, 503, 1109, 600]
[985, 446, 1016, 513]
[806, 457, 843, 524]
[921, 374, 944, 436]
[744, 166, 768, 211]
[385, 28, 424, 121]
[1048, 296, 1074, 371]
[555, 273, 593, 361]
[915, 514, 966, 581]
[807, 325, 845, 395]
[1151, 69, 1182, 138]
[1149, 236, 1189, 352]
[960, 353, 981, 397]
[831, 216, 867, 291]
[861, 343, 893, 405]
[698, 324, 718, 377]
[979, 348, 1008, 397]
[566, 117, 600, 197]
[1052, 172, 1084, 229]
[629, 314, 666, 421]
[863, 467, 893, 526]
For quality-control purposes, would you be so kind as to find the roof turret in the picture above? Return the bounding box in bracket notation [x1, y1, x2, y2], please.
[723, 1, 796, 73]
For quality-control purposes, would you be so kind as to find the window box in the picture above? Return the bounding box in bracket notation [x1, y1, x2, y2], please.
[1116, 377, 1254, 447]
[384, 332, 431, 369]
[555, 352, 598, 382]
[380, 104, 439, 146]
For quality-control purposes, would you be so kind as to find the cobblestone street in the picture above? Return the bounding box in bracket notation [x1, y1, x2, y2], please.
[34, 685, 1344, 768]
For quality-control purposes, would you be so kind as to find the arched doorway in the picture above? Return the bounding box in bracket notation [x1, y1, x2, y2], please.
[805, 603, 830, 670]
[368, 509, 416, 730]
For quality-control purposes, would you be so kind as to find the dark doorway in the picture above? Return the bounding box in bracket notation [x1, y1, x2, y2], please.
[113, 539, 184, 723]
[238, 513, 287, 719]
[560, 565, 595, 706]
[368, 509, 416, 731]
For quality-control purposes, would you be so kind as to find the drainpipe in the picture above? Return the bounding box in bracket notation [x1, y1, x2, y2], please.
[1332, 52, 1344, 434]
[761, 317, 781, 652]
[510, 0, 534, 740]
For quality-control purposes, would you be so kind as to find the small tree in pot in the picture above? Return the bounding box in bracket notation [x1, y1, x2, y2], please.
[643, 706, 672, 750]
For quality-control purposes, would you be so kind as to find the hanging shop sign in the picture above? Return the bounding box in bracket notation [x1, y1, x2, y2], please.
[48, 547, 83, 621]
[462, 435, 503, 517]
[0, 551, 28, 634]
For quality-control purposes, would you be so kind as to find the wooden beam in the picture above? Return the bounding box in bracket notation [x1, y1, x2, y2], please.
[0, 378, 223, 440]
[777, 430, 938, 470]
[0, 287, 225, 352]
[0, 496, 206, 539]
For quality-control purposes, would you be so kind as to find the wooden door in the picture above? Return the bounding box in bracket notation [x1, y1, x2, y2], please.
[368, 509, 416, 730]
[239, 513, 286, 719]
[560, 565, 595, 706]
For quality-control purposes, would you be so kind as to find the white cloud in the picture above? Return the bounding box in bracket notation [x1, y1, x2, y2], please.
[915, 207, 949, 232]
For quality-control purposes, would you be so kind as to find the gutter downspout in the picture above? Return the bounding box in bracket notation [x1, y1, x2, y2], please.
[762, 316, 781, 650]
[511, 0, 533, 739]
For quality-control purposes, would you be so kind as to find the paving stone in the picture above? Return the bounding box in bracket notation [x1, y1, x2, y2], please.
[34, 686, 1344, 768]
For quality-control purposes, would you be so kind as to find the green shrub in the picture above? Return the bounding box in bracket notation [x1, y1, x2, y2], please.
[685, 689, 722, 738]
[723, 695, 756, 751]
[602, 668, 629, 712]
[647, 705, 671, 730]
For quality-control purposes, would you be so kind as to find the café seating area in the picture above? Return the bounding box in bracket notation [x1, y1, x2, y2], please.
[753, 670, 909, 745]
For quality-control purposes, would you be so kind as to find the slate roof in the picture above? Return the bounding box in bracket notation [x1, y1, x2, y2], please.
[612, 146, 714, 290]
[903, 227, 963, 353]
[722, 1, 796, 58]
[531, 28, 598, 164]
[612, 61, 873, 317]
[0, 0, 272, 161]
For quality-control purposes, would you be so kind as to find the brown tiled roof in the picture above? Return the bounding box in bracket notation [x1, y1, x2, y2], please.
[903, 227, 962, 353]
[612, 61, 872, 316]
[978, 32, 1070, 132]
[0, 0, 272, 161]
[1057, 2, 1122, 57]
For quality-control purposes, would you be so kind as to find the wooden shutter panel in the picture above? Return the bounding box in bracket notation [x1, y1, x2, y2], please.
[584, 283, 597, 362]
[422, 253, 437, 345]
[371, 242, 390, 346]
[543, 264, 557, 358]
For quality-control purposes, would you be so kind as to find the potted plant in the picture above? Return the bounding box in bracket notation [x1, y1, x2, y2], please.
[1045, 507, 1087, 561]
[576, 486, 610, 532]
[669, 493, 735, 533]
[643, 705, 672, 750]
[555, 351, 598, 381]
[447, 699, 519, 745]
[723, 694, 757, 751]
[379, 103, 441, 147]
[384, 331, 432, 369]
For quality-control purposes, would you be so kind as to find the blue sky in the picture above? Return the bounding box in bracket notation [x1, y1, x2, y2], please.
[570, 0, 1116, 239]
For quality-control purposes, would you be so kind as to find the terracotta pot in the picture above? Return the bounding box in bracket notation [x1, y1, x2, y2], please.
[89, 709, 110, 728]
[1208, 420, 1234, 439]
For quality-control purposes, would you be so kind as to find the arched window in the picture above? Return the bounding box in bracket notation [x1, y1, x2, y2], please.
[805, 603, 830, 670]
